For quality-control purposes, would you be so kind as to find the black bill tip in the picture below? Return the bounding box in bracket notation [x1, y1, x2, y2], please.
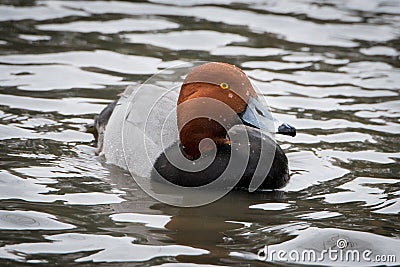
[278, 123, 296, 137]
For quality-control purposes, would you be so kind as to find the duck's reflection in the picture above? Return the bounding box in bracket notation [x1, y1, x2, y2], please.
[155, 190, 286, 259]
[105, 165, 286, 259]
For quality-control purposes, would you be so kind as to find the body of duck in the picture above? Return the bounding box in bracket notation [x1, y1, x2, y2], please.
[95, 62, 296, 190]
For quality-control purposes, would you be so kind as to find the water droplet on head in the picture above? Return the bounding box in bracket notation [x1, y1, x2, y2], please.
[228, 93, 233, 98]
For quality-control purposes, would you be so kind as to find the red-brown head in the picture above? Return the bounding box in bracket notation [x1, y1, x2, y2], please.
[177, 62, 295, 159]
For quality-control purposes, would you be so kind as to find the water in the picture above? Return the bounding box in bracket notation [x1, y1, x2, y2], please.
[0, 0, 399, 265]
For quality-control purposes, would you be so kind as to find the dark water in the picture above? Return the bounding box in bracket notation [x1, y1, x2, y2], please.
[0, 0, 400, 266]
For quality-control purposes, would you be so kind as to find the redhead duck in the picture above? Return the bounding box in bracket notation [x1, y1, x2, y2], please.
[95, 62, 296, 190]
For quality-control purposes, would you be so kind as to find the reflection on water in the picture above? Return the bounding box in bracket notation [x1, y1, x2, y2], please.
[0, 0, 399, 265]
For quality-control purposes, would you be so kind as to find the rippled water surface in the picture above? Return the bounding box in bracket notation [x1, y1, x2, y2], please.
[1, 0, 399, 265]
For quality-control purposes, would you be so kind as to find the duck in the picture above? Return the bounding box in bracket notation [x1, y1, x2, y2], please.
[94, 62, 296, 191]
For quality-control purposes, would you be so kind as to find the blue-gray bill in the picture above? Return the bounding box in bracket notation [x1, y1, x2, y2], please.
[240, 96, 296, 137]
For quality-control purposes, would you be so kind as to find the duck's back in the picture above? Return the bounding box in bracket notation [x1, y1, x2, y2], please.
[97, 84, 179, 176]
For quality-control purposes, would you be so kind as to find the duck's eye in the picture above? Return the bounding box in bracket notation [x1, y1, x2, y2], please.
[219, 82, 229, 90]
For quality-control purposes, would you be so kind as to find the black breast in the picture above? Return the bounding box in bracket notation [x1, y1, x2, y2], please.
[151, 127, 289, 190]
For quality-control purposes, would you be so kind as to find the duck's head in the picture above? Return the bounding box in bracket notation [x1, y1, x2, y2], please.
[177, 62, 296, 160]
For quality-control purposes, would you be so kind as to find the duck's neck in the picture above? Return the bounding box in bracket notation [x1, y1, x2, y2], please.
[179, 118, 229, 160]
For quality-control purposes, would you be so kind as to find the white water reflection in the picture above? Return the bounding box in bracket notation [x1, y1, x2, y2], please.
[148, 0, 264, 5]
[253, 1, 361, 22]
[311, 177, 399, 207]
[0, 210, 75, 230]
[111, 213, 171, 229]
[0, 171, 124, 205]
[0, 65, 122, 91]
[285, 151, 349, 192]
[124, 30, 247, 50]
[296, 211, 342, 220]
[0, 124, 93, 142]
[18, 34, 51, 41]
[48, 1, 399, 46]
[242, 61, 312, 71]
[255, 80, 397, 98]
[38, 18, 179, 33]
[317, 150, 400, 164]
[211, 46, 287, 56]
[360, 46, 399, 57]
[0, 233, 208, 263]
[0, 4, 88, 21]
[155, 264, 223, 267]
[0, 50, 161, 75]
[373, 198, 400, 215]
[0, 94, 107, 115]
[249, 203, 291, 211]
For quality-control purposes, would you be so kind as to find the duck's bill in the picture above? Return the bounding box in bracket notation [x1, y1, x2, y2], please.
[239, 96, 296, 137]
